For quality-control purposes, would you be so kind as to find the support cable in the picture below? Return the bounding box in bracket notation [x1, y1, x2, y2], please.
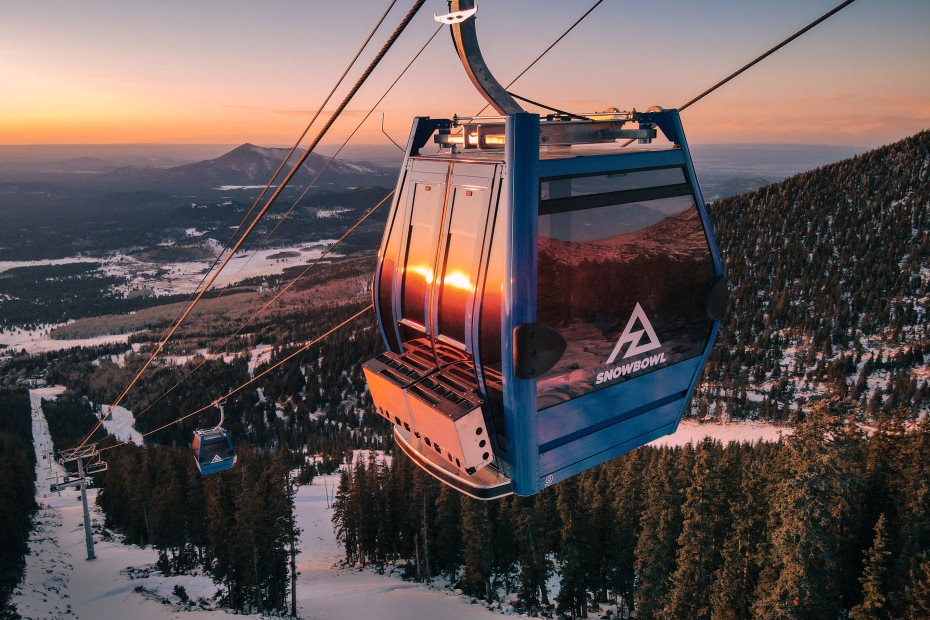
[506, 92, 592, 120]
[157, 0, 398, 330]
[258, 25, 442, 245]
[99, 305, 374, 452]
[619, 0, 859, 148]
[72, 0, 426, 451]
[107, 190, 394, 436]
[679, 0, 857, 112]
[106, 22, 440, 441]
[471, 0, 605, 118]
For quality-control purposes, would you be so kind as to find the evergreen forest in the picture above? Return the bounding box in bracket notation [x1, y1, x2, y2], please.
[0, 389, 36, 618]
[330, 400, 930, 619]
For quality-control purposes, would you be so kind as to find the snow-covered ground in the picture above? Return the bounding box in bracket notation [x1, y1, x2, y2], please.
[13, 389, 507, 620]
[97, 242, 341, 297]
[0, 243, 340, 296]
[293, 473, 512, 620]
[0, 240, 346, 353]
[248, 344, 274, 377]
[0, 325, 137, 355]
[99, 404, 143, 446]
[14, 387, 244, 620]
[650, 418, 791, 447]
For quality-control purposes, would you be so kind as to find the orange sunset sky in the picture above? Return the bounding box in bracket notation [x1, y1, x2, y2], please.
[2, 0, 928, 148]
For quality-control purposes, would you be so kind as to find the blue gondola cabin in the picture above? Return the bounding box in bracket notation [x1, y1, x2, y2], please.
[192, 428, 237, 475]
[363, 108, 726, 499]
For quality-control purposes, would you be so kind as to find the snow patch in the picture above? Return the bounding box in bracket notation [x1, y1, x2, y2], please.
[100, 404, 143, 446]
[649, 418, 792, 447]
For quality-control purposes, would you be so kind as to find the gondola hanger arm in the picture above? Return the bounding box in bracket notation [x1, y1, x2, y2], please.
[439, 0, 524, 115]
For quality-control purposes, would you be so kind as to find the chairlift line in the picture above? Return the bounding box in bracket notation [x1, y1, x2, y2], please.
[678, 0, 859, 112]
[197, 0, 404, 314]
[104, 189, 395, 443]
[255, 23, 443, 252]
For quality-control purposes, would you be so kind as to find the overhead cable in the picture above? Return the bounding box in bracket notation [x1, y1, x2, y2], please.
[72, 0, 427, 451]
[165, 0, 400, 325]
[679, 0, 858, 111]
[99, 305, 374, 452]
[105, 20, 442, 441]
[107, 190, 394, 437]
[471, 0, 605, 118]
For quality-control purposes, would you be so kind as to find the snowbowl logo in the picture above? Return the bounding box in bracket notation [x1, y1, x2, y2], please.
[596, 303, 666, 385]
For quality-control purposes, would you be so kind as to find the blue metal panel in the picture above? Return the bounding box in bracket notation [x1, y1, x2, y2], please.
[539, 396, 685, 474]
[668, 109, 724, 275]
[503, 113, 540, 496]
[197, 455, 236, 476]
[660, 110, 723, 431]
[539, 421, 679, 489]
[537, 148, 686, 179]
[536, 357, 703, 446]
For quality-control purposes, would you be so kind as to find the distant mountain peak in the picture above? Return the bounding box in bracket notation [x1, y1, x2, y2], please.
[90, 143, 398, 193]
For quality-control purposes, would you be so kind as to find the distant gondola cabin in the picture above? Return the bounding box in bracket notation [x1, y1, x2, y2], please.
[192, 428, 236, 475]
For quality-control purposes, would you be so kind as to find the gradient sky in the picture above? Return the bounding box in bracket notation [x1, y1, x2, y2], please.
[2, 0, 928, 147]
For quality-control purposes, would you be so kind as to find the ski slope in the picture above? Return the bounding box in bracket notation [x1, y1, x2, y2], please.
[13, 388, 506, 619]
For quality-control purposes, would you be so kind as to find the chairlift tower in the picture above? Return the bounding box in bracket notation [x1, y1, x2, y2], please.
[52, 445, 108, 561]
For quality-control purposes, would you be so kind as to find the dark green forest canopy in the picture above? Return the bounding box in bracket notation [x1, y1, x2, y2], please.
[0, 389, 36, 615]
[329, 402, 930, 619]
[701, 130, 930, 422]
[3, 129, 929, 619]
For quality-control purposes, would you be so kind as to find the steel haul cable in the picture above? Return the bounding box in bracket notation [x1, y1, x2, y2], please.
[259, 24, 443, 244]
[105, 190, 395, 439]
[85, 0, 859, 451]
[152, 0, 400, 339]
[72, 0, 427, 451]
[99, 305, 374, 453]
[679, 0, 857, 112]
[469, 0, 606, 119]
[105, 22, 444, 440]
[213, 23, 444, 291]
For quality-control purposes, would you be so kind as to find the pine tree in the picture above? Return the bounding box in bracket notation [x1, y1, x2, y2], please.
[849, 514, 892, 620]
[901, 554, 930, 618]
[605, 452, 645, 617]
[461, 497, 494, 601]
[892, 415, 930, 615]
[331, 468, 357, 563]
[662, 440, 727, 620]
[710, 445, 779, 620]
[433, 484, 463, 581]
[634, 447, 690, 619]
[751, 401, 852, 620]
[555, 477, 596, 618]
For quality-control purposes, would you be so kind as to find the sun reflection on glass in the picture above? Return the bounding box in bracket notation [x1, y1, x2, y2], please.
[443, 271, 474, 292]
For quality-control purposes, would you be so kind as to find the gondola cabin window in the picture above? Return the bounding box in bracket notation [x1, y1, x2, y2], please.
[437, 185, 487, 347]
[400, 182, 443, 334]
[536, 167, 717, 410]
